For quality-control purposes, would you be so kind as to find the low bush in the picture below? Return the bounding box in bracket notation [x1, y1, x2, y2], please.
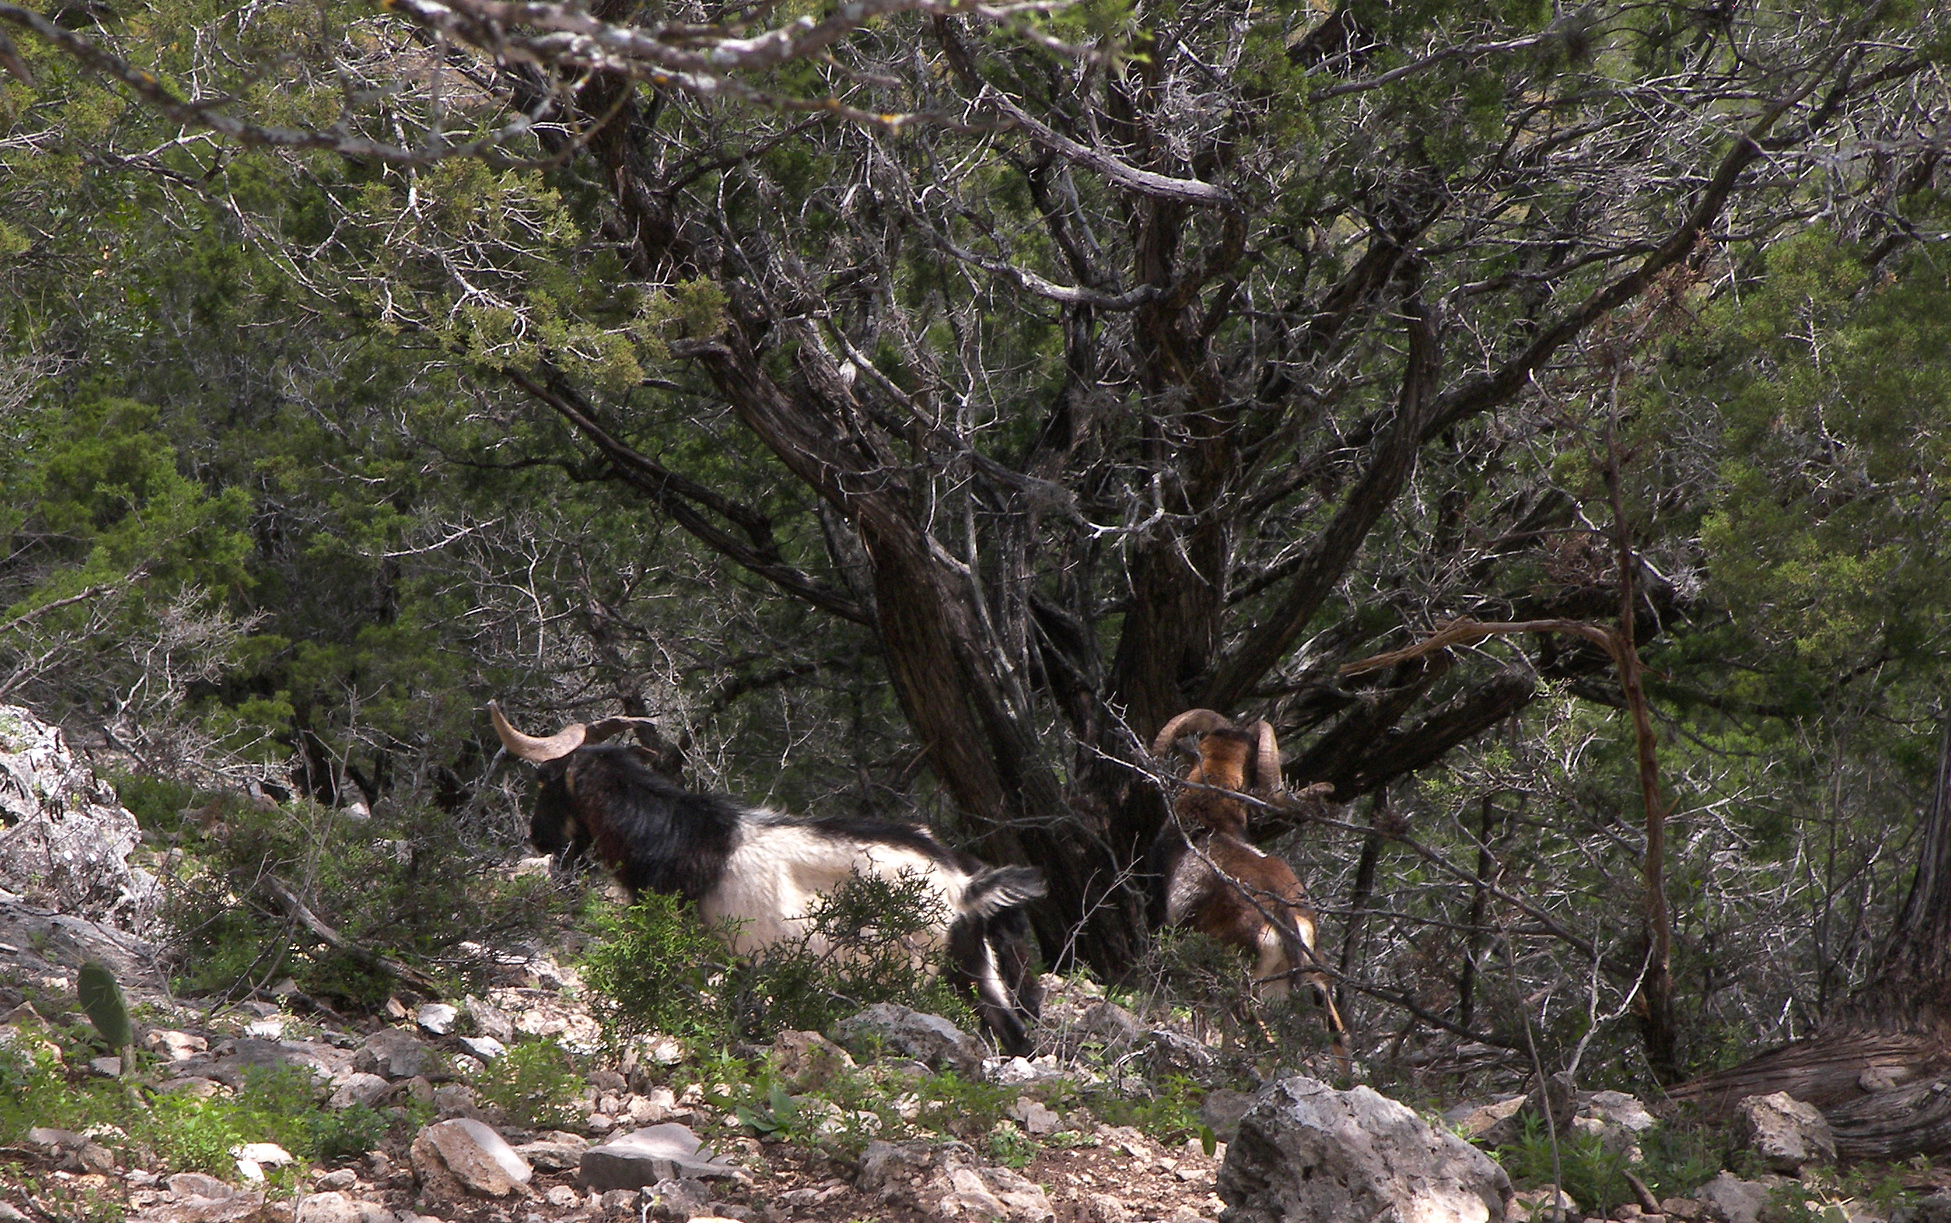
[580, 872, 978, 1050]
[472, 1037, 584, 1131]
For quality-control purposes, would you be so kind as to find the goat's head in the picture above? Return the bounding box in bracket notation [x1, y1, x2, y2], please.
[489, 701, 665, 859]
[1152, 709, 1283, 832]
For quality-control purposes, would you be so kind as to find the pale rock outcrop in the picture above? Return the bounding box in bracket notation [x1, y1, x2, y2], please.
[579, 1123, 744, 1190]
[1736, 1092, 1836, 1173]
[0, 705, 157, 930]
[1217, 1077, 1512, 1223]
[831, 1003, 984, 1076]
[408, 1118, 533, 1202]
[857, 1139, 1055, 1222]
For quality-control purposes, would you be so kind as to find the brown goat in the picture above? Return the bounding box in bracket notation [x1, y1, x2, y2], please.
[1151, 709, 1351, 1073]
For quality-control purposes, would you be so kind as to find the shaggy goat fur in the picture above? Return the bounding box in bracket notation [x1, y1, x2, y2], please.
[1150, 711, 1351, 1072]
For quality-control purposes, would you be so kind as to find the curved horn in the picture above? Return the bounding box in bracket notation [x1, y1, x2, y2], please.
[488, 701, 586, 763]
[1251, 720, 1283, 793]
[1152, 709, 1234, 757]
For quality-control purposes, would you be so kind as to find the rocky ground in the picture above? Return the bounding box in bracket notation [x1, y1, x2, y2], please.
[0, 911, 1247, 1223]
[6, 704, 1951, 1223]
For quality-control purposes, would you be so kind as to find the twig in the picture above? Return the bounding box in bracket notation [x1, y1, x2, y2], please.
[260, 875, 444, 997]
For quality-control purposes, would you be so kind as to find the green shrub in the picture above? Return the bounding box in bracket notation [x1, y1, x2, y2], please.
[472, 1038, 584, 1131]
[581, 872, 978, 1050]
[1493, 1113, 1633, 1214]
[160, 795, 571, 1005]
[307, 1104, 390, 1164]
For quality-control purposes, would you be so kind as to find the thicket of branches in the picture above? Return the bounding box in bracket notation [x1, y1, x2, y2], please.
[4, 0, 1951, 1088]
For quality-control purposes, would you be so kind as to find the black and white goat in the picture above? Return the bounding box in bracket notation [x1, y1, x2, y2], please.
[1150, 709, 1351, 1071]
[489, 702, 1046, 1054]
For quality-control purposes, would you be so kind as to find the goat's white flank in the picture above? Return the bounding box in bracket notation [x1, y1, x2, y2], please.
[698, 812, 968, 956]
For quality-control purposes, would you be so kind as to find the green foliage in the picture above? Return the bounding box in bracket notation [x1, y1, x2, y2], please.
[1492, 1114, 1724, 1214]
[161, 795, 566, 1004]
[306, 1103, 391, 1165]
[0, 1039, 362, 1177]
[1083, 1073, 1208, 1147]
[76, 960, 133, 1052]
[1493, 1113, 1634, 1213]
[581, 872, 978, 1050]
[471, 1038, 584, 1131]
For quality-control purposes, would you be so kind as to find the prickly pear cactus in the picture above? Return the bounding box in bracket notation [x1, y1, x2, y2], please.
[77, 958, 133, 1052]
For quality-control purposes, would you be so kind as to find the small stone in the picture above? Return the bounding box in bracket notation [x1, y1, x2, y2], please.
[624, 1094, 669, 1125]
[599, 1190, 637, 1211]
[27, 1127, 85, 1152]
[294, 1192, 397, 1223]
[462, 997, 514, 1044]
[246, 1017, 287, 1039]
[144, 1030, 209, 1062]
[770, 1030, 855, 1093]
[329, 1073, 391, 1111]
[1011, 1096, 1064, 1135]
[511, 1136, 588, 1173]
[409, 1118, 533, 1202]
[544, 1187, 581, 1208]
[169, 1173, 236, 1200]
[357, 1030, 432, 1081]
[416, 1005, 459, 1036]
[88, 1056, 123, 1077]
[162, 1076, 226, 1099]
[1736, 1093, 1836, 1173]
[432, 1084, 477, 1116]
[458, 1036, 506, 1061]
[384, 999, 410, 1022]
[643, 1178, 712, 1222]
[235, 1143, 293, 1169]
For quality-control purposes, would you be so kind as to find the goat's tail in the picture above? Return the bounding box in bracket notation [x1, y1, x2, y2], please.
[959, 865, 1046, 918]
[949, 866, 1046, 1057]
[1274, 915, 1354, 1081]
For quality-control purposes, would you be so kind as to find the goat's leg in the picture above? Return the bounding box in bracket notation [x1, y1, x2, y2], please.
[1266, 923, 1355, 1081]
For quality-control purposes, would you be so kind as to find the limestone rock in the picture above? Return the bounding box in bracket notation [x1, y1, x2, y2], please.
[457, 1036, 505, 1062]
[409, 1119, 532, 1202]
[1695, 1172, 1775, 1223]
[580, 1124, 743, 1191]
[1582, 1091, 1657, 1133]
[1890, 1193, 1951, 1223]
[355, 1029, 433, 1081]
[293, 1194, 396, 1223]
[1012, 1096, 1064, 1136]
[1201, 1090, 1258, 1144]
[0, 705, 157, 930]
[328, 1073, 391, 1111]
[830, 1004, 983, 1075]
[415, 1005, 458, 1036]
[858, 1139, 1054, 1222]
[643, 1177, 713, 1221]
[168, 1175, 236, 1201]
[144, 1030, 209, 1061]
[770, 1029, 855, 1093]
[1736, 1093, 1835, 1173]
[1217, 1077, 1512, 1223]
[512, 1133, 589, 1173]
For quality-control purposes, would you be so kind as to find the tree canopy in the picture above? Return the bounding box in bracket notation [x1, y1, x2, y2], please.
[6, 0, 1951, 1083]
